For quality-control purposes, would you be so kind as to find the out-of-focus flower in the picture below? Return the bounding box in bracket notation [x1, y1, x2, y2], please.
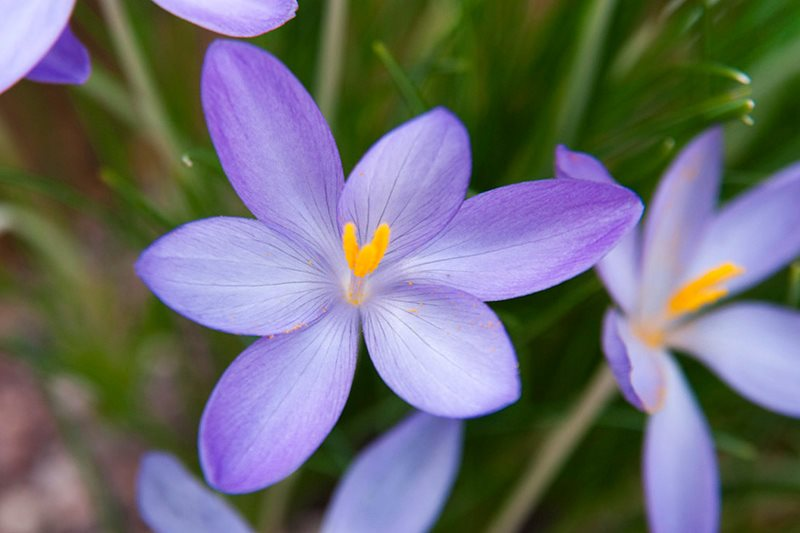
[136, 40, 641, 493]
[557, 130, 800, 533]
[137, 413, 463, 533]
[0, 0, 297, 94]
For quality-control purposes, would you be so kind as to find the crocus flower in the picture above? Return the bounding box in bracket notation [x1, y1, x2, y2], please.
[138, 412, 463, 533]
[0, 0, 297, 94]
[136, 40, 642, 493]
[557, 130, 800, 533]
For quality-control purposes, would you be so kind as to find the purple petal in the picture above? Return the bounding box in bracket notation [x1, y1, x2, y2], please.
[151, 0, 296, 37]
[321, 413, 463, 533]
[683, 162, 800, 296]
[396, 179, 642, 301]
[138, 452, 252, 533]
[0, 0, 75, 93]
[26, 25, 90, 85]
[639, 128, 723, 319]
[200, 306, 359, 493]
[670, 302, 800, 418]
[202, 40, 344, 260]
[554, 144, 614, 183]
[644, 357, 719, 533]
[601, 308, 667, 413]
[338, 107, 471, 264]
[136, 217, 336, 336]
[553, 146, 643, 312]
[362, 283, 520, 418]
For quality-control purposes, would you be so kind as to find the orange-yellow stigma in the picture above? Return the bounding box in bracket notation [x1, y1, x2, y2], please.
[667, 262, 745, 318]
[342, 222, 391, 304]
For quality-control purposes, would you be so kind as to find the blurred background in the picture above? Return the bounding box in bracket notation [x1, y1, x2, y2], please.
[1, 0, 799, 531]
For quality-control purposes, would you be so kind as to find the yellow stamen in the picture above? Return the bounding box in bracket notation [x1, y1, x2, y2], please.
[667, 262, 745, 318]
[342, 222, 359, 270]
[353, 243, 378, 278]
[371, 223, 391, 267]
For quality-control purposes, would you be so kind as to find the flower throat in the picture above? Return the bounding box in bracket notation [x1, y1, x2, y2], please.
[342, 222, 391, 305]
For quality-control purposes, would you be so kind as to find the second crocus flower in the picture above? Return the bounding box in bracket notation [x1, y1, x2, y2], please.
[558, 130, 800, 533]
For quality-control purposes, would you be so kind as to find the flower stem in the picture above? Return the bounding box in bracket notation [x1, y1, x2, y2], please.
[97, 0, 186, 181]
[258, 470, 300, 533]
[487, 365, 618, 533]
[315, 0, 349, 121]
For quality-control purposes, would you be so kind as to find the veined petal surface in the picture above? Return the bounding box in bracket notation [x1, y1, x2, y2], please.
[601, 308, 667, 413]
[362, 283, 519, 418]
[138, 452, 252, 533]
[639, 128, 723, 319]
[670, 302, 800, 417]
[136, 217, 335, 336]
[644, 357, 719, 533]
[683, 162, 800, 296]
[0, 0, 75, 93]
[200, 306, 359, 493]
[25, 25, 90, 85]
[151, 0, 296, 37]
[321, 413, 462, 533]
[338, 107, 471, 263]
[202, 41, 344, 259]
[398, 179, 642, 301]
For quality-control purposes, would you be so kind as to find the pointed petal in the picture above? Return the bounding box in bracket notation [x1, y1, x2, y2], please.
[684, 162, 800, 296]
[321, 413, 463, 533]
[396, 179, 642, 301]
[363, 283, 520, 418]
[338, 107, 471, 263]
[137, 452, 252, 533]
[553, 146, 644, 313]
[151, 0, 297, 37]
[200, 306, 359, 493]
[0, 0, 74, 93]
[136, 217, 335, 336]
[554, 144, 615, 183]
[202, 40, 343, 259]
[639, 128, 723, 318]
[25, 25, 90, 85]
[644, 357, 719, 533]
[670, 302, 800, 418]
[601, 309, 667, 413]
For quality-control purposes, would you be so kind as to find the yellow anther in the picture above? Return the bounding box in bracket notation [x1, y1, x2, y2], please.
[667, 262, 745, 318]
[353, 243, 378, 278]
[342, 222, 392, 278]
[342, 222, 359, 270]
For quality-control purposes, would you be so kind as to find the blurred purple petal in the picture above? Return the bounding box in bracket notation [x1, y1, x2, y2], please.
[338, 107, 470, 264]
[398, 179, 642, 301]
[138, 452, 252, 533]
[202, 41, 343, 258]
[200, 307, 359, 493]
[602, 309, 667, 413]
[683, 162, 800, 296]
[670, 302, 800, 417]
[136, 217, 336, 336]
[554, 144, 614, 183]
[151, 0, 296, 37]
[0, 0, 74, 93]
[321, 413, 462, 533]
[644, 357, 719, 533]
[26, 25, 90, 85]
[362, 283, 519, 417]
[639, 128, 723, 319]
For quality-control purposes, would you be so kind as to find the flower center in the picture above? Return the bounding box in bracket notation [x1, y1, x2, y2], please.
[666, 262, 744, 319]
[633, 262, 745, 349]
[342, 221, 391, 305]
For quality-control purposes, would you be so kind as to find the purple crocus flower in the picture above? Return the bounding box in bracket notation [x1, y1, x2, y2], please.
[557, 130, 800, 533]
[138, 412, 463, 533]
[0, 0, 297, 94]
[136, 40, 642, 493]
